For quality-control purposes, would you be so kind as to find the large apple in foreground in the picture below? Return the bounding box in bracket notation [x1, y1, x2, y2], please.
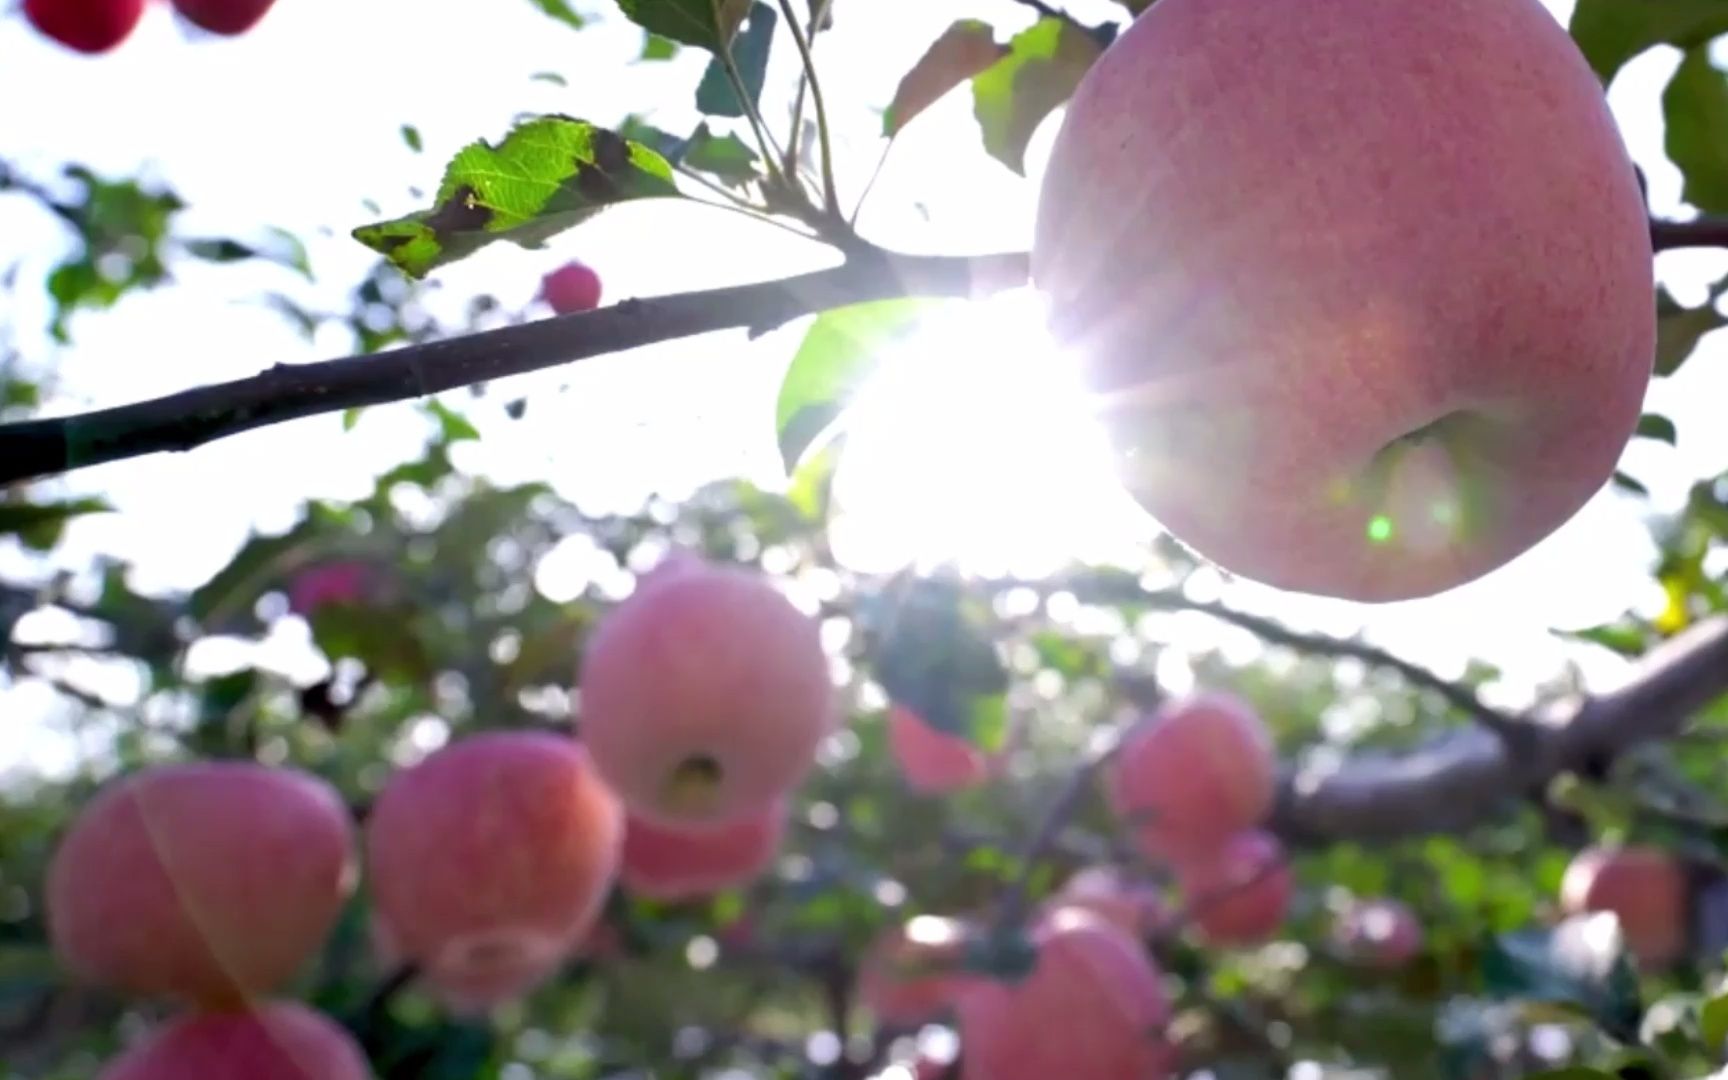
[1033, 0, 1654, 602]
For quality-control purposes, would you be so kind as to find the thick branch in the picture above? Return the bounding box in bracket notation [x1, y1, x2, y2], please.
[1651, 217, 1728, 253]
[1273, 616, 1728, 843]
[0, 250, 1029, 486]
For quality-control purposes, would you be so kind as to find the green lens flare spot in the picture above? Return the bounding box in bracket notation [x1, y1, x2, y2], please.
[1367, 515, 1394, 543]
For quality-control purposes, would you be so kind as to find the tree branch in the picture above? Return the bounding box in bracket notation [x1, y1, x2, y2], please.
[1651, 217, 1728, 253]
[1272, 615, 1728, 843]
[0, 250, 1029, 486]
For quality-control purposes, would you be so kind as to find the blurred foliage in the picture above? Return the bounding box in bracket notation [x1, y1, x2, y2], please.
[0, 1, 1727, 1079]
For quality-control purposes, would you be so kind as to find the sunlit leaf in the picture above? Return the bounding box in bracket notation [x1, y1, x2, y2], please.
[1480, 915, 1642, 1042]
[1655, 281, 1728, 376]
[682, 124, 760, 185]
[885, 20, 1006, 136]
[1570, 0, 1728, 85]
[1702, 990, 1728, 1053]
[695, 1, 777, 118]
[972, 18, 1102, 175]
[353, 116, 679, 278]
[640, 32, 679, 59]
[526, 0, 586, 29]
[424, 400, 480, 444]
[1665, 45, 1728, 214]
[868, 575, 1011, 752]
[774, 298, 937, 473]
[613, 0, 750, 51]
[0, 498, 114, 552]
[400, 124, 424, 152]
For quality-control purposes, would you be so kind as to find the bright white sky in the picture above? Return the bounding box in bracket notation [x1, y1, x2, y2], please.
[1, 0, 1726, 779]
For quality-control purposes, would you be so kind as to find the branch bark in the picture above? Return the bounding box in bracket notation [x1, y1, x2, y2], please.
[1651, 217, 1728, 253]
[1272, 615, 1728, 844]
[0, 249, 1029, 487]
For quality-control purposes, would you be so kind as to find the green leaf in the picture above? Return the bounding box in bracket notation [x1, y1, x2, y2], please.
[0, 498, 114, 551]
[1665, 46, 1728, 214]
[526, 0, 586, 29]
[1480, 916, 1643, 1043]
[640, 32, 679, 59]
[353, 116, 680, 278]
[424, 399, 480, 444]
[1702, 991, 1728, 1054]
[400, 124, 424, 152]
[1570, 0, 1728, 85]
[695, 1, 777, 118]
[786, 432, 845, 522]
[869, 575, 1011, 753]
[613, 0, 750, 51]
[1637, 413, 1678, 445]
[1613, 470, 1650, 497]
[682, 124, 759, 185]
[972, 18, 1103, 175]
[775, 298, 936, 473]
[342, 407, 364, 431]
[1656, 281, 1728, 376]
[1520, 1071, 1617, 1080]
[617, 116, 689, 163]
[885, 20, 1007, 136]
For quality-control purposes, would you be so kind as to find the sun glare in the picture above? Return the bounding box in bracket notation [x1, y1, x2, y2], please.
[825, 289, 1156, 580]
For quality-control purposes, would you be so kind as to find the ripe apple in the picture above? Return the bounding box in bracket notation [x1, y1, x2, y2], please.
[1331, 897, 1424, 968]
[24, 0, 146, 54]
[620, 797, 787, 901]
[577, 557, 836, 827]
[1559, 845, 1688, 969]
[541, 260, 603, 315]
[96, 1001, 369, 1080]
[365, 732, 624, 1009]
[1047, 865, 1169, 939]
[888, 705, 993, 794]
[1175, 829, 1292, 947]
[47, 762, 356, 1007]
[170, 0, 275, 35]
[1108, 692, 1276, 862]
[857, 915, 975, 1025]
[1034, 0, 1654, 602]
[957, 907, 1173, 1080]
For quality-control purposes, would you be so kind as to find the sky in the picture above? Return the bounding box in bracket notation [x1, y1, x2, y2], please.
[1, 0, 1726, 778]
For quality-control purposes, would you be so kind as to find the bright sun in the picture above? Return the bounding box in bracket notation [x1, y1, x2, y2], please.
[825, 288, 1157, 580]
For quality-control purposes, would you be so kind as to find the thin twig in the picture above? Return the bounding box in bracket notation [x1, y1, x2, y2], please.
[1652, 216, 1728, 252]
[775, 0, 839, 216]
[0, 250, 1031, 485]
[994, 738, 1124, 930]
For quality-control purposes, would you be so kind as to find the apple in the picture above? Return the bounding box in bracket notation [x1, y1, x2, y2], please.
[577, 557, 837, 826]
[1559, 845, 1688, 969]
[47, 762, 356, 1007]
[96, 1001, 369, 1080]
[1108, 692, 1275, 862]
[957, 907, 1173, 1080]
[170, 0, 275, 35]
[1033, 0, 1654, 601]
[888, 705, 993, 794]
[365, 732, 624, 1009]
[1331, 897, 1424, 968]
[1046, 865, 1169, 939]
[24, 0, 146, 54]
[857, 915, 975, 1025]
[620, 797, 787, 901]
[1175, 829, 1292, 947]
[541, 260, 604, 315]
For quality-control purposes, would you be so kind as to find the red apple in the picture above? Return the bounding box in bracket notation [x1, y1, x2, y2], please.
[541, 260, 603, 315]
[1034, 0, 1654, 601]
[365, 732, 624, 1010]
[1559, 845, 1688, 970]
[577, 557, 837, 827]
[96, 1001, 369, 1080]
[1175, 830, 1293, 948]
[24, 0, 146, 53]
[47, 762, 356, 1007]
[1331, 897, 1424, 968]
[170, 0, 275, 35]
[1108, 692, 1276, 862]
[857, 915, 974, 1025]
[1047, 865, 1169, 940]
[620, 798, 787, 901]
[888, 705, 993, 794]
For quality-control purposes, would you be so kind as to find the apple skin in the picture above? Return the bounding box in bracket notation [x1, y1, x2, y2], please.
[95, 1001, 370, 1080]
[1174, 829, 1292, 948]
[1033, 0, 1654, 602]
[46, 762, 357, 1008]
[1332, 897, 1424, 968]
[1559, 845, 1689, 970]
[170, 0, 276, 35]
[24, 0, 146, 54]
[1108, 692, 1276, 863]
[619, 797, 787, 901]
[956, 907, 1174, 1080]
[887, 705, 993, 794]
[541, 261, 604, 315]
[364, 732, 624, 1007]
[577, 558, 837, 827]
[1047, 865, 1170, 940]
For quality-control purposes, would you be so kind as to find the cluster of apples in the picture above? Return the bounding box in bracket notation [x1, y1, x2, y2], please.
[24, 0, 277, 54]
[44, 551, 836, 1075]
